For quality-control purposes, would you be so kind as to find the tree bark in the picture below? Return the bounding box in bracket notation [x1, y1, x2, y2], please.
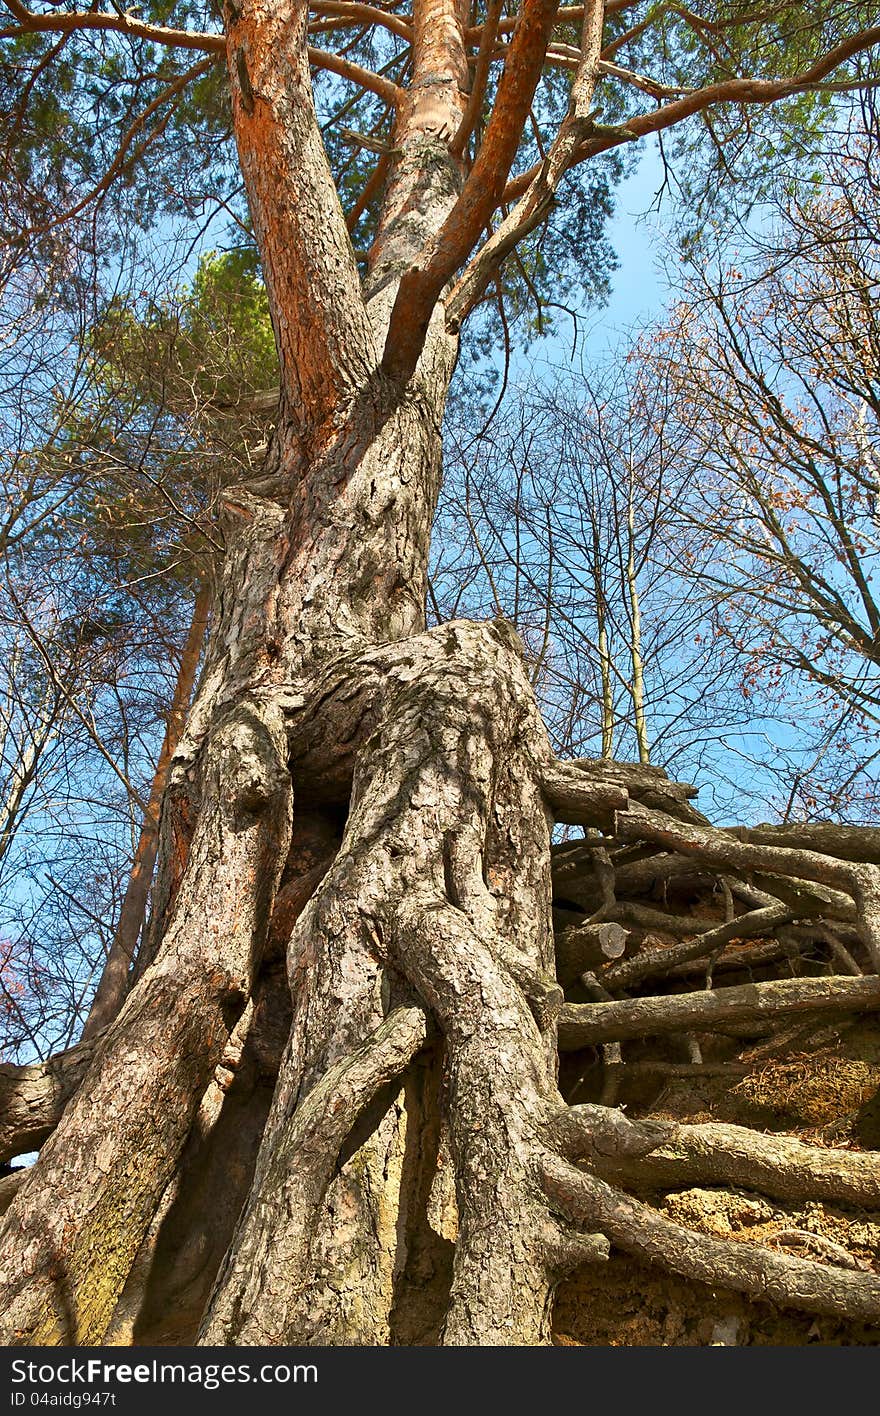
[200, 619, 566, 1344]
[559, 974, 880, 1049]
[4, 0, 880, 1352]
[81, 584, 211, 1040]
[0, 1034, 100, 1163]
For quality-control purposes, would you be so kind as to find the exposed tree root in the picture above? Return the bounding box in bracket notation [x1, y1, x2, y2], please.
[602, 903, 792, 989]
[541, 1154, 880, 1323]
[201, 1005, 432, 1342]
[202, 620, 568, 1345]
[613, 800, 880, 967]
[555, 1104, 880, 1209]
[537, 768, 880, 1334]
[559, 975, 880, 1048]
[5, 656, 880, 1344]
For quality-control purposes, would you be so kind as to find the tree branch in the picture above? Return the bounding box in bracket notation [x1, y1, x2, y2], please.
[0, 0, 223, 52]
[311, 1, 413, 41]
[381, 0, 562, 383]
[11, 56, 217, 242]
[449, 0, 503, 158]
[227, 0, 378, 434]
[445, 0, 607, 326]
[619, 24, 880, 145]
[307, 44, 406, 105]
[559, 974, 880, 1049]
[449, 22, 880, 322]
[0, 1033, 101, 1163]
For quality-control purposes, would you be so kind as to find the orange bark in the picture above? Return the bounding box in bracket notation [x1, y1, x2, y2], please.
[380, 0, 562, 383]
[449, 0, 503, 158]
[225, 0, 376, 440]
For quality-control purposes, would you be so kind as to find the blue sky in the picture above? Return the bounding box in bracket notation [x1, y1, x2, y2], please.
[504, 139, 674, 397]
[595, 141, 670, 333]
[489, 139, 858, 824]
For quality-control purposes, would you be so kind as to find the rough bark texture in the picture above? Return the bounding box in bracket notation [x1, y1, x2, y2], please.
[200, 620, 567, 1345]
[4, 0, 880, 1352]
[82, 585, 211, 1040]
[0, 696, 292, 1342]
[0, 1037, 100, 1163]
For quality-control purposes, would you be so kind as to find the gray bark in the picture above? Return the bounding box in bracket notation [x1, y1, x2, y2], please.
[201, 620, 567, 1345]
[0, 1035, 100, 1163]
[559, 974, 880, 1049]
[542, 1153, 880, 1323]
[3, 2, 880, 1350]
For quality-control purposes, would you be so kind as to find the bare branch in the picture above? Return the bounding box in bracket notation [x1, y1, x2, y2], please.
[559, 974, 880, 1049]
[0, 0, 223, 52]
[307, 45, 406, 105]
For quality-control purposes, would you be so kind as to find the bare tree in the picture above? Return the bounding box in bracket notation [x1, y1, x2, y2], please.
[436, 367, 750, 793]
[645, 136, 880, 817]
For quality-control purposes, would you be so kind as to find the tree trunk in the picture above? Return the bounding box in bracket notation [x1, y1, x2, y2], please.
[4, 0, 880, 1351]
[81, 584, 211, 1040]
[624, 464, 650, 765]
[199, 617, 565, 1344]
[0, 347, 576, 1344]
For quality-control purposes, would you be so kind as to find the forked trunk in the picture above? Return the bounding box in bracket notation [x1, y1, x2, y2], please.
[7, 0, 880, 1351]
[0, 0, 651, 1342]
